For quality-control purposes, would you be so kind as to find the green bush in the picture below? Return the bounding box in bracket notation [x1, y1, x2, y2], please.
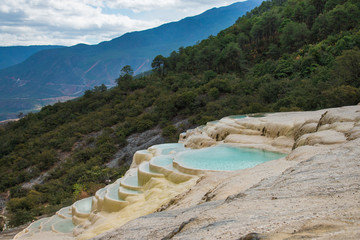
[162, 125, 177, 137]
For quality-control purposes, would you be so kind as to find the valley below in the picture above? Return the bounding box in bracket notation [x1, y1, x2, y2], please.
[0, 96, 77, 122]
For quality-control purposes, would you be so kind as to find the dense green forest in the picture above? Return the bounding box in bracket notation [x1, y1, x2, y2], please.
[1, 0, 360, 228]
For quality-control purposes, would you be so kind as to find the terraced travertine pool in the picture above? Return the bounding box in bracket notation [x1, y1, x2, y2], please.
[175, 145, 286, 171]
[151, 155, 173, 166]
[74, 197, 93, 213]
[53, 219, 75, 233]
[150, 143, 187, 155]
[107, 182, 121, 200]
[15, 143, 287, 239]
[228, 115, 246, 119]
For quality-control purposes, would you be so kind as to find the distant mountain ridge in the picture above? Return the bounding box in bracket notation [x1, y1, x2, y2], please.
[0, 45, 64, 70]
[0, 0, 263, 102]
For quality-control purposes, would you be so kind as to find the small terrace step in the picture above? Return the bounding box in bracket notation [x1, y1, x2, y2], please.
[24, 217, 48, 235]
[56, 206, 72, 219]
[148, 155, 195, 183]
[118, 186, 142, 200]
[131, 149, 153, 168]
[163, 164, 195, 183]
[94, 178, 121, 202]
[149, 155, 174, 175]
[102, 182, 128, 212]
[95, 186, 108, 200]
[93, 185, 110, 211]
[52, 218, 75, 234]
[40, 215, 63, 232]
[72, 197, 94, 224]
[138, 162, 164, 185]
[120, 173, 142, 191]
[148, 143, 185, 156]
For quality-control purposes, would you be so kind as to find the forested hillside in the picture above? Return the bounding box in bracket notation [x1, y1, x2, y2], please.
[1, 0, 359, 229]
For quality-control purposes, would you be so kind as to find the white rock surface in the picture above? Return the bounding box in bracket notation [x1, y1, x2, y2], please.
[93, 105, 360, 240]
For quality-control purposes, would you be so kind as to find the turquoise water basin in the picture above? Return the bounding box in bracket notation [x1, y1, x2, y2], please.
[74, 197, 93, 213]
[53, 219, 75, 233]
[151, 143, 183, 149]
[228, 115, 246, 119]
[107, 182, 121, 200]
[122, 175, 139, 187]
[119, 186, 141, 195]
[162, 146, 187, 155]
[150, 143, 185, 155]
[28, 218, 48, 232]
[58, 207, 72, 219]
[96, 187, 108, 199]
[41, 216, 62, 232]
[151, 155, 173, 167]
[175, 145, 286, 171]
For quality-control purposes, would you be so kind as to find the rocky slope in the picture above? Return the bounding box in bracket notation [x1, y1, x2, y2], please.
[93, 104, 360, 240]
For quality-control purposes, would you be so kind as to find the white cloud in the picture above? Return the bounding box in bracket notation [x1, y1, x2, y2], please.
[0, 0, 242, 46]
[105, 0, 240, 12]
[105, 0, 177, 12]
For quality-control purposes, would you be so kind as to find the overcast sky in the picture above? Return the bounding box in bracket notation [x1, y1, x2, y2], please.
[0, 0, 244, 46]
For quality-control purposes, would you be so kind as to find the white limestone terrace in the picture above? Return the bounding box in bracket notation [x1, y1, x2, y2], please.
[94, 104, 360, 240]
[14, 143, 200, 240]
[14, 104, 360, 240]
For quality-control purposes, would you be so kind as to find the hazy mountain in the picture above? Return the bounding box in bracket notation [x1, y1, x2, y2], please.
[0, 0, 263, 105]
[0, 45, 64, 70]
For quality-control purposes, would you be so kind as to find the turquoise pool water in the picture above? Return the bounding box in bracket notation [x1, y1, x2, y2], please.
[41, 216, 62, 231]
[96, 187, 108, 199]
[151, 143, 185, 155]
[58, 207, 72, 219]
[107, 183, 121, 200]
[53, 219, 75, 233]
[151, 143, 183, 149]
[175, 145, 286, 171]
[28, 218, 47, 231]
[151, 155, 173, 166]
[229, 115, 246, 119]
[122, 174, 139, 187]
[162, 146, 187, 155]
[74, 197, 93, 213]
